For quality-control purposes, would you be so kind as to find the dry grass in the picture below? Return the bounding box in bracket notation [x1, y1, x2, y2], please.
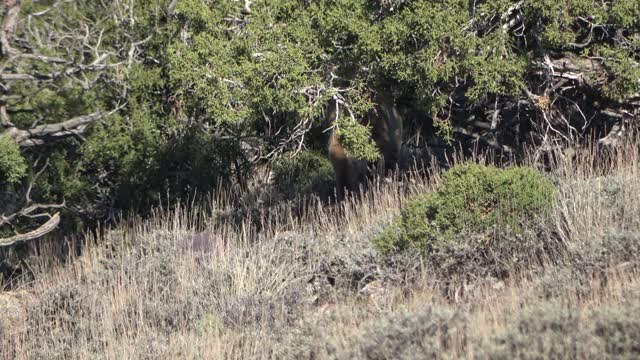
[2, 139, 640, 359]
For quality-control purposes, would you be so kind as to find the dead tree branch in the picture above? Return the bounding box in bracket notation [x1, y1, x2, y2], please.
[0, 0, 132, 245]
[1, 111, 105, 146]
[0, 213, 60, 246]
[1, 158, 65, 246]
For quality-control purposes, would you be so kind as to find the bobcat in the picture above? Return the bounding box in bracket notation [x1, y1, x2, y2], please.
[327, 96, 403, 200]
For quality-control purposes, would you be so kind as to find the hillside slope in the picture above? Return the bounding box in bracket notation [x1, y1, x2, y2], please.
[2, 141, 640, 359]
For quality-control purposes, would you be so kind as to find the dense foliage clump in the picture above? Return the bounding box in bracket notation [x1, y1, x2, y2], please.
[334, 116, 382, 163]
[272, 150, 334, 199]
[0, 137, 27, 184]
[375, 164, 555, 253]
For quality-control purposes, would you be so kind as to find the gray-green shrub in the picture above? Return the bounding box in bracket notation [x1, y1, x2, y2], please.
[375, 164, 555, 253]
[485, 299, 640, 359]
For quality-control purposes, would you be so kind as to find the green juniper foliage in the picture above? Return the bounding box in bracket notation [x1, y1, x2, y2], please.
[334, 116, 381, 162]
[375, 164, 555, 253]
[0, 137, 27, 184]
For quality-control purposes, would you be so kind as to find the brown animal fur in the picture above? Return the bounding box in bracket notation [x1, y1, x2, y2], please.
[327, 97, 403, 200]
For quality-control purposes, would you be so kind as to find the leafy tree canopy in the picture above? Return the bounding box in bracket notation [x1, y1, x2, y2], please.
[0, 0, 638, 242]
